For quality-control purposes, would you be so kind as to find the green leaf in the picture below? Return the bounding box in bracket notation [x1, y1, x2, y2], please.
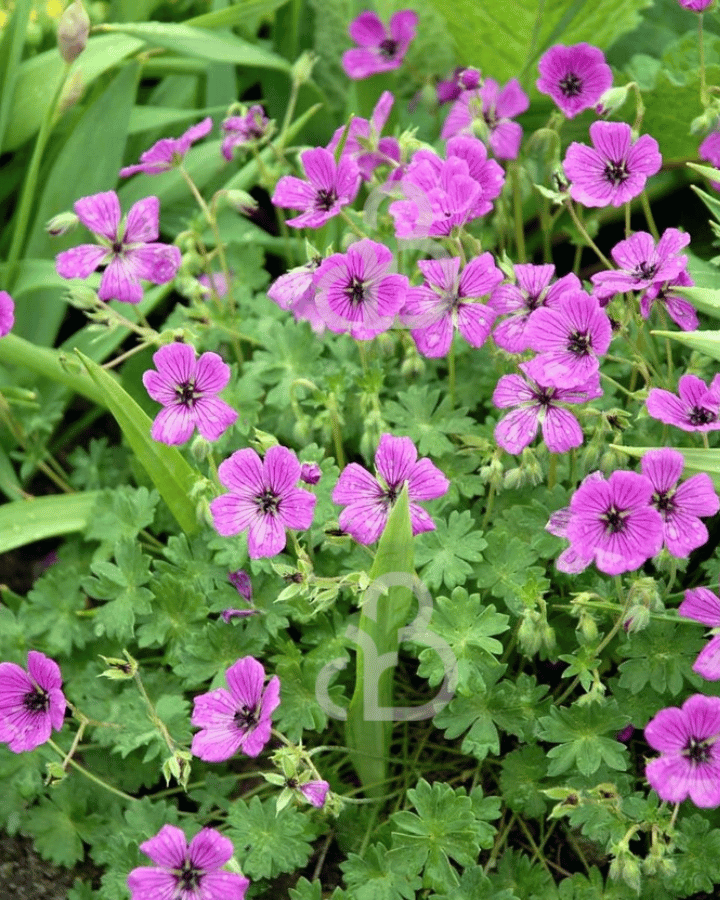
[415, 511, 487, 590]
[651, 328, 720, 364]
[671, 814, 720, 896]
[617, 622, 703, 696]
[384, 386, 474, 456]
[22, 564, 88, 655]
[82, 539, 154, 641]
[430, 866, 518, 900]
[341, 844, 423, 900]
[0, 491, 100, 554]
[499, 746, 549, 818]
[84, 486, 158, 557]
[97, 22, 290, 71]
[474, 531, 546, 614]
[76, 350, 200, 536]
[227, 796, 315, 879]
[0, 0, 32, 152]
[188, 0, 292, 28]
[537, 701, 629, 777]
[136, 572, 209, 653]
[0, 334, 104, 404]
[23, 794, 92, 867]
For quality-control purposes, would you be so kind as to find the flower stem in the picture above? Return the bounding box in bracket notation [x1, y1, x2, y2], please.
[47, 739, 136, 801]
[565, 202, 612, 268]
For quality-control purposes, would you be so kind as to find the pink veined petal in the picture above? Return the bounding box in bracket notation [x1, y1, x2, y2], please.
[662, 507, 709, 557]
[645, 754, 695, 803]
[188, 828, 234, 872]
[127, 866, 179, 900]
[646, 387, 693, 428]
[247, 510, 286, 557]
[238, 715, 272, 757]
[492, 314, 534, 353]
[55, 244, 109, 279]
[389, 9, 418, 44]
[0, 290, 14, 336]
[193, 397, 238, 441]
[139, 824, 188, 868]
[272, 175, 318, 210]
[263, 444, 301, 496]
[99, 256, 143, 304]
[679, 587, 720, 627]
[217, 448, 265, 494]
[640, 447, 684, 493]
[124, 196, 160, 243]
[342, 48, 387, 80]
[193, 351, 231, 395]
[151, 405, 196, 445]
[492, 373, 536, 409]
[589, 120, 632, 162]
[348, 11, 386, 46]
[673, 472, 720, 516]
[27, 651, 62, 691]
[180, 116, 213, 149]
[411, 312, 454, 357]
[556, 544, 592, 574]
[693, 635, 720, 680]
[626, 133, 662, 178]
[299, 780, 330, 807]
[645, 705, 694, 752]
[541, 406, 584, 453]
[191, 722, 243, 762]
[375, 434, 417, 487]
[489, 120, 523, 160]
[225, 657, 265, 710]
[191, 686, 236, 727]
[74, 190, 121, 240]
[209, 493, 258, 537]
[154, 342, 196, 385]
[495, 407, 539, 454]
[278, 487, 316, 531]
[332, 463, 384, 506]
[496, 78, 530, 118]
[687, 758, 720, 807]
[198, 871, 250, 899]
[456, 303, 496, 348]
[338, 499, 389, 544]
[408, 457, 449, 501]
[127, 243, 181, 285]
[663, 292, 699, 331]
[300, 147, 337, 193]
[458, 253, 503, 298]
[684, 693, 720, 739]
[418, 256, 460, 293]
[142, 372, 180, 410]
[408, 502, 437, 536]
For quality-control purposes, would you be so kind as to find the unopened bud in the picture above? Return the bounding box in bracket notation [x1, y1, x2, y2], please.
[57, 1, 90, 63]
[292, 51, 316, 87]
[162, 749, 192, 789]
[595, 85, 631, 118]
[300, 462, 322, 485]
[46, 211, 79, 236]
[222, 189, 258, 215]
[98, 651, 138, 680]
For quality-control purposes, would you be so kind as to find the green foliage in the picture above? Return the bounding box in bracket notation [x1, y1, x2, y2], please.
[23, 562, 89, 654]
[499, 745, 549, 818]
[617, 622, 703, 697]
[415, 510, 487, 589]
[384, 386, 475, 456]
[670, 814, 720, 897]
[84, 486, 158, 557]
[538, 701, 629, 777]
[342, 843, 423, 900]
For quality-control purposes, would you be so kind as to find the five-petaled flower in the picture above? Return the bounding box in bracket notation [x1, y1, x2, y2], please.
[646, 373, 720, 432]
[210, 445, 316, 558]
[127, 824, 249, 900]
[563, 121, 661, 207]
[272, 147, 360, 229]
[0, 651, 66, 752]
[55, 191, 181, 304]
[120, 117, 212, 177]
[332, 433, 449, 544]
[221, 105, 270, 161]
[645, 694, 720, 808]
[191, 656, 280, 761]
[342, 9, 418, 80]
[143, 343, 238, 445]
[680, 582, 720, 680]
[536, 43, 612, 119]
[441, 78, 529, 159]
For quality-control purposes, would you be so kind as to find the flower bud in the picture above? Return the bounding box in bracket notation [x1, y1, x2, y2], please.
[595, 85, 631, 118]
[300, 462, 322, 485]
[46, 211, 79, 236]
[162, 749, 192, 789]
[98, 651, 138, 680]
[57, 1, 90, 63]
[291, 51, 317, 87]
[221, 189, 258, 215]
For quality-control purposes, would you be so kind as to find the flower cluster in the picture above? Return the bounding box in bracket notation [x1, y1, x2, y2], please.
[441, 77, 529, 159]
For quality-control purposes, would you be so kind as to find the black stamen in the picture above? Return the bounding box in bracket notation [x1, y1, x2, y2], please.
[315, 188, 337, 211]
[603, 160, 629, 186]
[256, 489, 280, 515]
[567, 330, 590, 355]
[234, 704, 259, 728]
[603, 507, 625, 534]
[689, 407, 716, 426]
[23, 688, 49, 713]
[175, 381, 198, 407]
[345, 277, 365, 305]
[559, 73, 582, 97]
[378, 38, 398, 59]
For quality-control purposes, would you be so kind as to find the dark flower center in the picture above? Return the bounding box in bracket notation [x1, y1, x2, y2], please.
[685, 738, 712, 765]
[23, 687, 49, 714]
[112, 241, 124, 254]
[177, 859, 202, 893]
[526, 292, 543, 312]
[559, 73, 583, 97]
[378, 38, 398, 59]
[534, 386, 556, 408]
[602, 506, 626, 534]
[286, 777, 299, 789]
[234, 703, 259, 729]
[653, 490, 675, 515]
[631, 261, 658, 282]
[689, 406, 716, 426]
[483, 107, 498, 129]
[256, 488, 280, 515]
[175, 380, 198, 407]
[345, 276, 366, 305]
[386, 484, 399, 503]
[315, 188, 337, 211]
[603, 160, 629, 186]
[567, 330, 590, 355]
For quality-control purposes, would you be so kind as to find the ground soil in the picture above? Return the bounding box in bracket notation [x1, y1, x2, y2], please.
[0, 831, 84, 900]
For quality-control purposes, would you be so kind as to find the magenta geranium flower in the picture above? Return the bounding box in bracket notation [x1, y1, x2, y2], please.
[210, 445, 316, 558]
[127, 824, 249, 900]
[645, 694, 720, 808]
[326, 91, 400, 181]
[641, 448, 719, 558]
[0, 651, 66, 752]
[563, 470, 664, 575]
[646, 373, 720, 432]
[191, 656, 280, 761]
[441, 78, 529, 159]
[678, 0, 713, 9]
[296, 779, 330, 808]
[699, 131, 720, 190]
[342, 10, 418, 80]
[493, 358, 601, 456]
[401, 254, 503, 358]
[0, 290, 14, 336]
[436, 67, 481, 104]
[563, 121, 662, 208]
[272, 147, 360, 229]
[591, 228, 690, 304]
[55, 191, 181, 304]
[332, 433, 449, 544]
[267, 256, 325, 332]
[314, 239, 408, 339]
[120, 117, 212, 177]
[142, 343, 237, 445]
[489, 264, 581, 353]
[524, 291, 613, 388]
[536, 43, 612, 119]
[641, 270, 698, 332]
[679, 584, 720, 680]
[221, 105, 269, 160]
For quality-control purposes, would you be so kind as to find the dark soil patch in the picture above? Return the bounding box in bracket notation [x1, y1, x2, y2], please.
[0, 831, 76, 900]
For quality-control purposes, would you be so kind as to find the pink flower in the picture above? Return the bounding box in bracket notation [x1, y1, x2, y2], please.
[678, 0, 714, 9]
[441, 78, 529, 159]
[524, 291, 613, 388]
[221, 105, 269, 160]
[210, 445, 316, 558]
[493, 358, 601, 456]
[0, 290, 14, 336]
[489, 264, 581, 353]
[401, 254, 502, 358]
[332, 433, 449, 544]
[436, 67, 481, 104]
[563, 470, 664, 575]
[699, 131, 720, 190]
[191, 656, 280, 761]
[228, 570, 252, 603]
[0, 651, 66, 752]
[55, 191, 181, 304]
[640, 270, 698, 332]
[267, 257, 325, 333]
[272, 147, 360, 229]
[646, 373, 720, 432]
[127, 824, 249, 900]
[342, 10, 418, 80]
[297, 779, 330, 808]
[563, 121, 662, 207]
[645, 694, 720, 807]
[326, 91, 400, 181]
[314, 239, 408, 340]
[536, 44, 612, 119]
[641, 448, 719, 557]
[120, 117, 212, 177]
[679, 584, 720, 680]
[142, 343, 237, 445]
[198, 272, 229, 298]
[300, 462, 322, 485]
